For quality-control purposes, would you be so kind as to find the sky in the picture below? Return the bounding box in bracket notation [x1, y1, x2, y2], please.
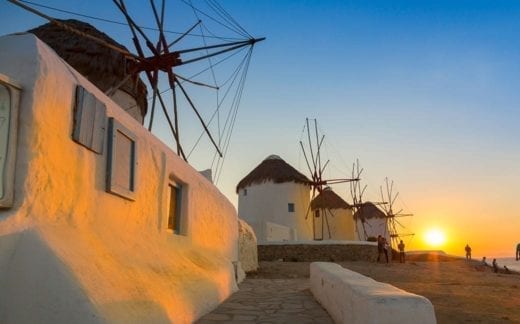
[1, 0, 519, 258]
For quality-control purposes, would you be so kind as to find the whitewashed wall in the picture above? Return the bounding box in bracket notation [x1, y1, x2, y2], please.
[238, 181, 312, 242]
[0, 33, 238, 323]
[356, 217, 390, 242]
[109, 89, 143, 124]
[327, 208, 356, 240]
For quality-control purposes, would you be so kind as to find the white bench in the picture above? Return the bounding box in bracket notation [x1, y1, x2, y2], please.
[310, 262, 436, 324]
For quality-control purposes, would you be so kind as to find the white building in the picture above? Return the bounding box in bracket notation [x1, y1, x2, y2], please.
[236, 155, 313, 242]
[0, 33, 241, 323]
[310, 187, 356, 240]
[354, 202, 390, 242]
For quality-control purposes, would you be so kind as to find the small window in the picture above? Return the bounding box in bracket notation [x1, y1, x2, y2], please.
[288, 203, 295, 213]
[243, 189, 247, 196]
[0, 78, 21, 208]
[106, 118, 137, 200]
[72, 86, 106, 154]
[168, 183, 183, 234]
[0, 79, 21, 208]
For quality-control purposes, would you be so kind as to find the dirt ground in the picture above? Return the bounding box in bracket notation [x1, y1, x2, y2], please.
[249, 256, 520, 323]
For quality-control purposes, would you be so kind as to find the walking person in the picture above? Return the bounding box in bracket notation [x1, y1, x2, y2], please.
[398, 240, 405, 263]
[492, 258, 498, 273]
[516, 243, 520, 261]
[376, 235, 383, 262]
[382, 237, 390, 263]
[465, 244, 472, 260]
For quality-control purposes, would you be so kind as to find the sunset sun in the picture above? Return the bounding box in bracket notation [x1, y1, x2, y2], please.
[424, 229, 446, 247]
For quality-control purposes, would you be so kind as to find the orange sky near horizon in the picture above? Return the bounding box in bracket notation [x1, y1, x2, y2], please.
[403, 196, 519, 258]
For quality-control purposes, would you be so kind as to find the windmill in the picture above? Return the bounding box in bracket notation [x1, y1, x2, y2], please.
[379, 177, 415, 248]
[349, 159, 370, 240]
[299, 118, 358, 240]
[8, 0, 264, 181]
[350, 160, 393, 241]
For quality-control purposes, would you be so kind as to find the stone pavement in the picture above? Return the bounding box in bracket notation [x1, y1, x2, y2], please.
[196, 278, 333, 323]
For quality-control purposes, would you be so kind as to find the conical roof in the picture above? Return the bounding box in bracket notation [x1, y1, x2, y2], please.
[236, 155, 311, 193]
[353, 202, 386, 220]
[28, 19, 148, 119]
[310, 187, 351, 211]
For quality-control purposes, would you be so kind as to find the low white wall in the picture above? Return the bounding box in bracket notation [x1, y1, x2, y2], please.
[238, 218, 258, 273]
[310, 262, 436, 324]
[265, 221, 293, 241]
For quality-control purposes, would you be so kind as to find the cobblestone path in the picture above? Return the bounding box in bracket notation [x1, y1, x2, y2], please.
[196, 278, 333, 323]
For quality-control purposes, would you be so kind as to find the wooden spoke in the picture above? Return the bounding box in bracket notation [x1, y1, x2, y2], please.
[175, 79, 223, 157]
[168, 20, 201, 49]
[147, 68, 159, 131]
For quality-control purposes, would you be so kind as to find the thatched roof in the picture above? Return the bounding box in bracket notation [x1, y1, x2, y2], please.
[353, 202, 387, 220]
[311, 187, 351, 211]
[236, 155, 311, 193]
[28, 19, 148, 118]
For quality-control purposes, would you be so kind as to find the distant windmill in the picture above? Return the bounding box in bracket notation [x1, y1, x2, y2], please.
[349, 159, 370, 240]
[379, 177, 415, 248]
[350, 160, 392, 241]
[299, 118, 358, 240]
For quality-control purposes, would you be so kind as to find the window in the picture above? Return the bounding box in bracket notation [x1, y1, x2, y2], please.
[0, 77, 21, 208]
[106, 118, 137, 200]
[72, 86, 106, 153]
[243, 189, 247, 196]
[168, 183, 183, 234]
[288, 203, 295, 212]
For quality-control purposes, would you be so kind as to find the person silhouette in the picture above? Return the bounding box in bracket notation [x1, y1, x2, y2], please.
[465, 244, 472, 260]
[516, 243, 520, 261]
[492, 259, 498, 273]
[398, 240, 405, 263]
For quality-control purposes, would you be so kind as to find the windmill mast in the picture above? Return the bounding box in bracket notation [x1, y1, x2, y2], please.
[350, 159, 368, 240]
[299, 118, 358, 240]
[379, 177, 414, 248]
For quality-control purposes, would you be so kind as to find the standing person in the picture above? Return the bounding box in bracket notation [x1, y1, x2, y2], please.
[516, 243, 520, 261]
[398, 240, 405, 263]
[492, 259, 498, 273]
[465, 244, 472, 260]
[383, 237, 390, 263]
[376, 235, 383, 262]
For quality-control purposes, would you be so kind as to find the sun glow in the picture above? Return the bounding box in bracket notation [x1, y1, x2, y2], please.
[424, 229, 446, 247]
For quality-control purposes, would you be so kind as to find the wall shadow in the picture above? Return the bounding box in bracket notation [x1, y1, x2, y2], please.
[0, 230, 103, 324]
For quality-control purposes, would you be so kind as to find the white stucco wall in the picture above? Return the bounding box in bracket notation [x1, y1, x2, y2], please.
[356, 217, 390, 242]
[109, 89, 143, 124]
[0, 33, 238, 323]
[238, 181, 312, 243]
[327, 208, 356, 240]
[237, 218, 258, 273]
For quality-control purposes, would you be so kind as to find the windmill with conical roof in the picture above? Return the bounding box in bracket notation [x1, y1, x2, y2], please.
[349, 159, 393, 241]
[299, 118, 359, 240]
[236, 155, 314, 242]
[310, 187, 356, 240]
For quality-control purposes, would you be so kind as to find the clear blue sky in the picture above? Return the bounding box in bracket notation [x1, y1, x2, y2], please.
[1, 0, 519, 256]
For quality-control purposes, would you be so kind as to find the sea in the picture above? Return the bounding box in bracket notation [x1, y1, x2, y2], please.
[493, 257, 520, 273]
